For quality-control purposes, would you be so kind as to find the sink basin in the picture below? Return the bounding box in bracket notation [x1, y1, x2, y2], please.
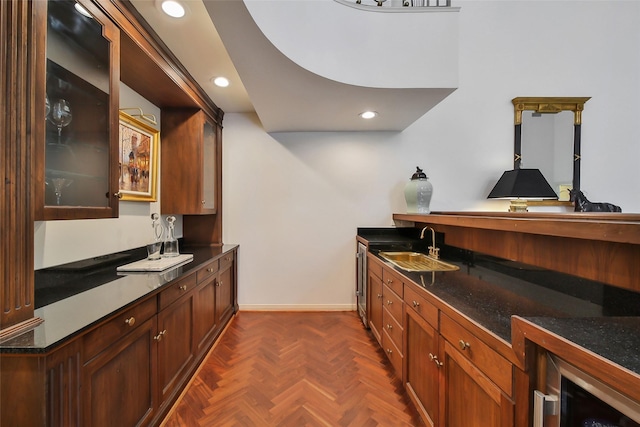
[378, 251, 459, 272]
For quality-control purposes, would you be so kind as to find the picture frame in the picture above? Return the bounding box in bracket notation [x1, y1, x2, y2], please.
[118, 112, 159, 202]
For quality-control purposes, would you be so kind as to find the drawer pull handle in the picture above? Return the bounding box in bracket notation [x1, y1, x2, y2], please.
[207, 268, 214, 273]
[412, 300, 420, 308]
[386, 300, 393, 305]
[179, 285, 188, 291]
[386, 324, 393, 330]
[377, 293, 382, 299]
[458, 340, 471, 351]
[154, 330, 167, 341]
[124, 317, 135, 327]
[429, 353, 443, 367]
[386, 279, 393, 284]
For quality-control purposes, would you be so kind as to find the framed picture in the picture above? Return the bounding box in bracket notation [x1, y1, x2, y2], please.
[118, 112, 159, 202]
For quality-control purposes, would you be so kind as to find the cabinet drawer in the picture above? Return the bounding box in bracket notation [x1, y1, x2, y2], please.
[159, 273, 197, 310]
[440, 313, 513, 395]
[383, 284, 403, 322]
[404, 284, 438, 329]
[219, 252, 234, 271]
[197, 259, 218, 283]
[382, 329, 403, 376]
[382, 267, 403, 297]
[368, 253, 383, 279]
[83, 297, 157, 362]
[383, 306, 403, 351]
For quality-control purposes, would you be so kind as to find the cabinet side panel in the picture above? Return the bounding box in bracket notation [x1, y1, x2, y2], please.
[1, 0, 38, 329]
[0, 353, 46, 426]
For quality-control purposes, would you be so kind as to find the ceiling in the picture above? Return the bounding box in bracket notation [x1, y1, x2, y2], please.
[129, 0, 455, 132]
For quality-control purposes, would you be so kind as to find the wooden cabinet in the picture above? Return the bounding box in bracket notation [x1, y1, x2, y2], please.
[404, 286, 440, 427]
[215, 253, 235, 327]
[402, 280, 516, 427]
[82, 317, 157, 427]
[367, 254, 405, 380]
[161, 109, 219, 215]
[382, 282, 404, 377]
[0, 248, 238, 427]
[157, 275, 196, 405]
[440, 339, 514, 427]
[36, 0, 121, 220]
[194, 274, 218, 356]
[367, 253, 384, 346]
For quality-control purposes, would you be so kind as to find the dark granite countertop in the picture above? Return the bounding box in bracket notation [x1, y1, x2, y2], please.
[521, 317, 640, 375]
[358, 227, 640, 375]
[1, 244, 238, 353]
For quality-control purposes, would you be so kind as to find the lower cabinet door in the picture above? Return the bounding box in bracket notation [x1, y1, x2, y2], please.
[194, 276, 216, 356]
[441, 340, 514, 427]
[215, 264, 233, 327]
[157, 293, 195, 403]
[82, 317, 157, 427]
[405, 308, 440, 427]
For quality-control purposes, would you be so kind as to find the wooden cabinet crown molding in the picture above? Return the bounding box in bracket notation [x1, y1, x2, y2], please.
[100, 0, 223, 124]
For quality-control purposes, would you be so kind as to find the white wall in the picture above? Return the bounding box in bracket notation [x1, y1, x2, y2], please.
[223, 0, 640, 309]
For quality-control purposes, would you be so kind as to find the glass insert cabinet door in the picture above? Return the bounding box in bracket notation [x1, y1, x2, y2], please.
[36, 0, 120, 220]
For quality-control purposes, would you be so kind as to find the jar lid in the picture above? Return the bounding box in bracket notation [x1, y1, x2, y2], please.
[411, 167, 428, 180]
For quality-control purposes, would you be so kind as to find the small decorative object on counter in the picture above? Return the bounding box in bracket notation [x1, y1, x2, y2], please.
[404, 166, 433, 214]
[163, 215, 180, 257]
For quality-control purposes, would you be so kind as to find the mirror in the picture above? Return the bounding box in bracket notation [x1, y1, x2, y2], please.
[512, 97, 590, 201]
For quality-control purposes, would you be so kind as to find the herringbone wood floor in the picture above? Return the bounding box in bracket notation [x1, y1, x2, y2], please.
[162, 311, 423, 426]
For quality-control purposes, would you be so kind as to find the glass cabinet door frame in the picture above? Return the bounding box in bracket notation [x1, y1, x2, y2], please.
[35, 0, 120, 220]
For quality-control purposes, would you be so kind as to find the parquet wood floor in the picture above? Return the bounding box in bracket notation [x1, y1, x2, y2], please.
[162, 311, 423, 427]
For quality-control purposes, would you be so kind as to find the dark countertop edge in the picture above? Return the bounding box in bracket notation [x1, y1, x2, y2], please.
[1, 244, 239, 353]
[360, 229, 640, 376]
[512, 316, 640, 403]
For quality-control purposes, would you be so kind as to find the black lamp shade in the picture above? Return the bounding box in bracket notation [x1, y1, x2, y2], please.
[487, 169, 558, 199]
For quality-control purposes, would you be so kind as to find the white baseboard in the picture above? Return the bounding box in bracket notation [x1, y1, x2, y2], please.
[238, 304, 356, 312]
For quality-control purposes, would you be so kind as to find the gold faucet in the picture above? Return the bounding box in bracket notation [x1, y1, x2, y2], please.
[420, 226, 440, 260]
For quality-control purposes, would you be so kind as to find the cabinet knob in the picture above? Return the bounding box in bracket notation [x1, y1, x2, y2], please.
[386, 348, 393, 355]
[124, 317, 135, 327]
[154, 330, 167, 341]
[429, 353, 443, 367]
[207, 268, 214, 273]
[386, 324, 393, 330]
[386, 300, 393, 305]
[412, 300, 420, 308]
[377, 293, 382, 299]
[113, 192, 123, 199]
[216, 281, 222, 287]
[179, 285, 188, 291]
[386, 279, 393, 284]
[201, 200, 206, 205]
[458, 340, 471, 351]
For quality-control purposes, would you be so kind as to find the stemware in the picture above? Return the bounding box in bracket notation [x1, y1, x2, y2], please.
[49, 99, 73, 145]
[45, 177, 73, 205]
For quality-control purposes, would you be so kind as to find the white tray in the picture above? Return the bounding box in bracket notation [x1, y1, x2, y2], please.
[117, 254, 194, 272]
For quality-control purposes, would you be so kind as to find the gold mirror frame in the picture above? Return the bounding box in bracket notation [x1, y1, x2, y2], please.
[512, 97, 590, 204]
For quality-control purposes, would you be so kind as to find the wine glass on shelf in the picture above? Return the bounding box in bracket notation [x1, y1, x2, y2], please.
[49, 98, 72, 145]
[45, 95, 51, 119]
[45, 177, 73, 206]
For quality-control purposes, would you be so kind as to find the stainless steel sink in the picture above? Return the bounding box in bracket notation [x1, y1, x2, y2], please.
[378, 251, 459, 272]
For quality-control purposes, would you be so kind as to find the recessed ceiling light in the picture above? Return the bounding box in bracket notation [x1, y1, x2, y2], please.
[161, 0, 185, 18]
[360, 111, 378, 119]
[213, 77, 230, 88]
[74, 3, 92, 18]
